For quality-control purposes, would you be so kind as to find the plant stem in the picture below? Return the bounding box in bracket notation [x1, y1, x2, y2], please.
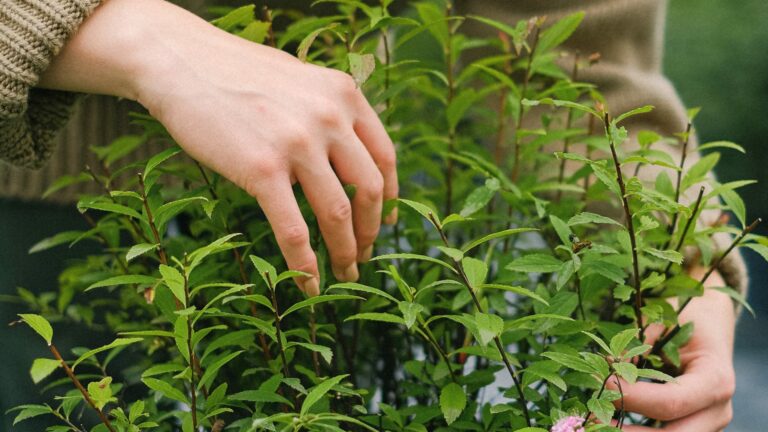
[183, 270, 198, 430]
[261, 5, 276, 48]
[417, 323, 457, 383]
[663, 186, 706, 276]
[49, 344, 117, 432]
[309, 306, 322, 377]
[582, 372, 614, 427]
[428, 213, 531, 426]
[603, 113, 644, 342]
[651, 217, 761, 356]
[555, 53, 581, 202]
[137, 174, 168, 265]
[664, 122, 693, 245]
[443, 4, 456, 216]
[265, 272, 291, 380]
[511, 25, 541, 182]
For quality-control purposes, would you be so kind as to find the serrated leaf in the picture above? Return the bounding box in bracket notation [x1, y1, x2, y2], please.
[72, 338, 142, 371]
[462, 228, 537, 253]
[540, 352, 596, 374]
[297, 23, 339, 61]
[439, 383, 466, 425]
[582, 331, 612, 355]
[506, 254, 562, 273]
[18, 314, 53, 345]
[713, 286, 755, 317]
[126, 243, 159, 262]
[480, 284, 549, 305]
[609, 328, 639, 357]
[587, 397, 614, 425]
[78, 201, 142, 220]
[461, 257, 488, 287]
[281, 294, 362, 318]
[159, 265, 187, 306]
[537, 12, 585, 53]
[637, 368, 676, 383]
[474, 312, 503, 346]
[345, 312, 405, 325]
[697, 140, 745, 154]
[372, 253, 455, 272]
[142, 377, 189, 404]
[87, 274, 157, 291]
[567, 212, 623, 227]
[230, 389, 292, 405]
[198, 351, 243, 390]
[398, 301, 425, 329]
[645, 248, 684, 264]
[612, 362, 638, 384]
[301, 374, 348, 416]
[143, 147, 182, 180]
[348, 52, 375, 87]
[398, 198, 440, 228]
[87, 377, 115, 410]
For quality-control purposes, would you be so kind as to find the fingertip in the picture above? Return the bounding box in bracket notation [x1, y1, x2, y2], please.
[384, 207, 398, 225]
[303, 277, 320, 297]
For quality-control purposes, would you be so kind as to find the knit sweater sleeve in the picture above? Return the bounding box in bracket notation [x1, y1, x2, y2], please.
[0, 0, 101, 169]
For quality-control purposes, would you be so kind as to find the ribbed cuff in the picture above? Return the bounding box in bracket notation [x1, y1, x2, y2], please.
[0, 0, 102, 169]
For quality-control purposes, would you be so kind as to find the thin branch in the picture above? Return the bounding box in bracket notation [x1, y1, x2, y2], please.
[664, 122, 693, 245]
[428, 212, 531, 426]
[604, 113, 644, 342]
[651, 218, 762, 356]
[49, 345, 117, 432]
[137, 174, 168, 265]
[663, 186, 706, 276]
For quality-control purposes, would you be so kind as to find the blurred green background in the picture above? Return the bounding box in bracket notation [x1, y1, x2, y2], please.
[665, 1, 768, 430]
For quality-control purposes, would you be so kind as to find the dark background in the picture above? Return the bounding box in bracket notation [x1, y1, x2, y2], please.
[665, 1, 768, 430]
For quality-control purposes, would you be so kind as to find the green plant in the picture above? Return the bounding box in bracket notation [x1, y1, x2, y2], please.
[7, 1, 767, 431]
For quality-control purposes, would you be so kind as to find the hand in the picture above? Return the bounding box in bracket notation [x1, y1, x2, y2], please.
[38, 0, 398, 296]
[611, 268, 736, 431]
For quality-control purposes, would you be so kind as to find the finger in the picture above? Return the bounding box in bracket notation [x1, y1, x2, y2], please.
[250, 174, 319, 296]
[620, 401, 732, 432]
[331, 134, 384, 263]
[608, 357, 723, 421]
[295, 161, 359, 282]
[353, 98, 399, 224]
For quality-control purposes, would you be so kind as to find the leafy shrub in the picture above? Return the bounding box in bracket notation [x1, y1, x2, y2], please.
[8, 1, 767, 431]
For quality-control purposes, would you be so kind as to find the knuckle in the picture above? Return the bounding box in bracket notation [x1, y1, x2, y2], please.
[280, 224, 310, 248]
[317, 105, 345, 129]
[378, 147, 397, 173]
[325, 198, 353, 224]
[357, 174, 384, 204]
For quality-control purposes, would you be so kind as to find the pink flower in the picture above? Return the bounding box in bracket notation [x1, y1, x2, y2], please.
[551, 415, 586, 432]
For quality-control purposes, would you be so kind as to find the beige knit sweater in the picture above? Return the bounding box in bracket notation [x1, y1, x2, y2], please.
[0, 0, 748, 296]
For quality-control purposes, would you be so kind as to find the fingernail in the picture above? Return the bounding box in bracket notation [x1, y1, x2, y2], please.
[358, 245, 374, 262]
[303, 277, 320, 297]
[334, 263, 359, 282]
[384, 207, 398, 225]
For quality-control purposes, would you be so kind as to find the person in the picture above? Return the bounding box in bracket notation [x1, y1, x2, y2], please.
[0, 0, 743, 431]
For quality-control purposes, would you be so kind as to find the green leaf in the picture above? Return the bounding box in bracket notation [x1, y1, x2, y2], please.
[28, 231, 85, 254]
[230, 389, 292, 405]
[637, 368, 676, 383]
[371, 253, 456, 273]
[398, 301, 425, 329]
[42, 173, 92, 199]
[583, 261, 626, 285]
[198, 351, 243, 390]
[506, 254, 562, 273]
[540, 352, 596, 374]
[18, 314, 53, 345]
[281, 294, 363, 318]
[126, 243, 159, 262]
[72, 338, 143, 371]
[743, 243, 768, 263]
[582, 331, 612, 355]
[609, 329, 639, 357]
[154, 197, 208, 230]
[462, 228, 537, 253]
[10, 404, 53, 425]
[142, 377, 189, 404]
[713, 286, 755, 317]
[697, 140, 745, 154]
[587, 397, 615, 425]
[300, 374, 348, 417]
[612, 362, 638, 384]
[87, 275, 157, 291]
[348, 52, 376, 87]
[159, 265, 187, 306]
[567, 212, 623, 227]
[250, 255, 278, 287]
[614, 105, 654, 124]
[297, 23, 339, 61]
[459, 178, 499, 217]
[645, 248, 684, 265]
[345, 312, 405, 326]
[537, 12, 585, 53]
[211, 5, 254, 30]
[479, 284, 549, 305]
[398, 198, 440, 228]
[78, 201, 142, 220]
[461, 257, 488, 287]
[288, 342, 334, 365]
[439, 383, 466, 425]
[87, 377, 115, 410]
[143, 146, 182, 180]
[474, 312, 503, 346]
[720, 188, 746, 228]
[447, 89, 479, 133]
[523, 98, 599, 117]
[681, 152, 719, 190]
[549, 215, 572, 246]
[327, 282, 398, 303]
[30, 358, 60, 384]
